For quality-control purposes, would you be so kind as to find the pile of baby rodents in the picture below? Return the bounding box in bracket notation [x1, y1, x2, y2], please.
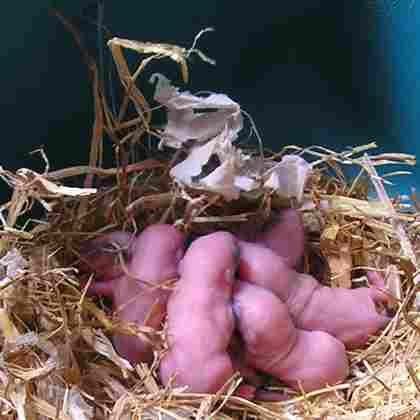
[78, 210, 390, 400]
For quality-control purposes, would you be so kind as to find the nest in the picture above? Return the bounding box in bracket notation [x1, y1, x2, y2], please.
[1, 11, 420, 419]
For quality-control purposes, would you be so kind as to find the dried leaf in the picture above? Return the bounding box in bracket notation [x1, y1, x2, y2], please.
[326, 244, 353, 288]
[321, 224, 340, 242]
[384, 264, 402, 307]
[234, 175, 258, 191]
[362, 156, 417, 266]
[199, 158, 240, 200]
[169, 126, 252, 199]
[152, 74, 242, 149]
[320, 195, 413, 221]
[17, 169, 97, 197]
[0, 309, 20, 341]
[264, 155, 311, 203]
[5, 358, 57, 382]
[8, 380, 27, 420]
[0, 248, 27, 311]
[0, 248, 27, 278]
[30, 395, 72, 420]
[170, 138, 218, 183]
[63, 387, 94, 420]
[81, 329, 134, 371]
[109, 32, 215, 84]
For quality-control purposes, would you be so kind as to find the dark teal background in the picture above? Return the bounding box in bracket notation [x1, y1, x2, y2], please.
[0, 1, 417, 200]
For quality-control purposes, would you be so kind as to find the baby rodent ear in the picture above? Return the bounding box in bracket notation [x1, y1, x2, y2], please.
[257, 209, 305, 268]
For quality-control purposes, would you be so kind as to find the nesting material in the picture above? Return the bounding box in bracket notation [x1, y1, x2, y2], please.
[0, 25, 420, 419]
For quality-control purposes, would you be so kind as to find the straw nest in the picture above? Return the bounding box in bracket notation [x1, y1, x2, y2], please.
[1, 13, 420, 419]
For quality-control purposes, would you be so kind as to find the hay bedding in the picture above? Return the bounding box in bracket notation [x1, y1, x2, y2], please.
[0, 11, 420, 420]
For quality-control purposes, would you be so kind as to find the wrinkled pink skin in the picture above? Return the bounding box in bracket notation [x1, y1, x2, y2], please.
[80, 210, 391, 398]
[233, 280, 349, 392]
[160, 232, 237, 392]
[238, 236, 389, 350]
[79, 224, 185, 363]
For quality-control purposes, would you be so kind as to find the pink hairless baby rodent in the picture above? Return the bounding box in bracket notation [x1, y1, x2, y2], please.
[79, 209, 391, 399]
[79, 225, 184, 364]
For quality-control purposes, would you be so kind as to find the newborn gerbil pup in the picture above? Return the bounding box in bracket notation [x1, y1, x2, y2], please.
[79, 224, 185, 363]
[233, 280, 349, 392]
[159, 232, 238, 393]
[250, 209, 392, 349]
